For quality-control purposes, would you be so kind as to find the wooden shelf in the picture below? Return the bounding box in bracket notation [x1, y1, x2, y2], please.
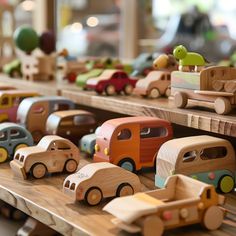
[61, 89, 236, 138]
[0, 157, 235, 236]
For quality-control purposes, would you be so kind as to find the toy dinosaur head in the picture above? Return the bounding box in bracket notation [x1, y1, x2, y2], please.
[173, 45, 187, 59]
[153, 54, 168, 69]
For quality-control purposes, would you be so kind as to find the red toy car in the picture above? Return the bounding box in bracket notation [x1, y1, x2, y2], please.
[86, 69, 137, 95]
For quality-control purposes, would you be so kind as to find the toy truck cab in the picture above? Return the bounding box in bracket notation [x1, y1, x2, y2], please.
[94, 117, 173, 172]
[155, 135, 236, 193]
[104, 174, 225, 236]
[133, 71, 171, 98]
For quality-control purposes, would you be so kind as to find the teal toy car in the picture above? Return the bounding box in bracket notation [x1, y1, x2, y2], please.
[0, 122, 33, 163]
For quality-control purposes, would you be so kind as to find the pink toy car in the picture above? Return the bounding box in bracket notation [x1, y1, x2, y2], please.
[86, 69, 137, 95]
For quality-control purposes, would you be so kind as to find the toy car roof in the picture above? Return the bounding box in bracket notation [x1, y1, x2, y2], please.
[50, 110, 93, 118]
[0, 90, 38, 96]
[0, 122, 28, 131]
[37, 135, 70, 149]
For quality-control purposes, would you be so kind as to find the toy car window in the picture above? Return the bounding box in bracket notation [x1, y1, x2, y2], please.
[120, 73, 127, 79]
[117, 129, 131, 140]
[57, 142, 71, 150]
[167, 74, 171, 80]
[0, 131, 7, 141]
[53, 103, 70, 111]
[183, 150, 197, 162]
[1, 96, 9, 106]
[112, 73, 119, 79]
[160, 75, 165, 80]
[10, 129, 26, 139]
[200, 146, 227, 160]
[74, 115, 95, 125]
[140, 127, 167, 139]
[12, 97, 20, 105]
[32, 105, 44, 114]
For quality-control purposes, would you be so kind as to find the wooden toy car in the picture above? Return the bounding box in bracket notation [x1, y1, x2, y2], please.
[80, 127, 100, 156]
[171, 66, 236, 114]
[3, 59, 22, 78]
[0, 90, 39, 123]
[104, 174, 225, 236]
[46, 110, 97, 144]
[155, 135, 236, 193]
[0, 122, 33, 163]
[17, 96, 74, 142]
[10, 135, 80, 179]
[86, 69, 137, 95]
[133, 71, 171, 98]
[63, 162, 141, 206]
[93, 117, 173, 172]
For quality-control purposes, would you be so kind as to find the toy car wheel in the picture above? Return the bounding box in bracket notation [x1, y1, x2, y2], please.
[148, 88, 160, 98]
[214, 97, 232, 115]
[218, 175, 235, 193]
[123, 84, 134, 95]
[31, 163, 47, 179]
[203, 206, 224, 230]
[10, 69, 20, 78]
[0, 147, 8, 163]
[65, 159, 78, 173]
[118, 158, 136, 172]
[14, 144, 28, 153]
[174, 92, 188, 108]
[142, 216, 163, 236]
[165, 87, 171, 97]
[116, 183, 134, 197]
[105, 85, 116, 96]
[85, 187, 103, 206]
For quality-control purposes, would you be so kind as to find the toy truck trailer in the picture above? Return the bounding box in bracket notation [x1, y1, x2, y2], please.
[171, 66, 236, 114]
[104, 174, 225, 236]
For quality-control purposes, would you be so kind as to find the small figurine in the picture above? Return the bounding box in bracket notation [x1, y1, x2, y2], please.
[173, 45, 207, 72]
[153, 54, 178, 71]
[0, 122, 34, 163]
[155, 135, 235, 193]
[46, 110, 97, 145]
[104, 174, 225, 236]
[86, 69, 137, 95]
[63, 162, 141, 206]
[10, 135, 80, 179]
[93, 117, 173, 172]
[133, 71, 171, 98]
[17, 96, 75, 142]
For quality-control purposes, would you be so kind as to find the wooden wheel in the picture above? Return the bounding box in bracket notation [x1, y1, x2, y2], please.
[174, 92, 188, 108]
[14, 144, 28, 153]
[105, 84, 116, 96]
[85, 187, 103, 206]
[65, 159, 78, 173]
[142, 216, 163, 236]
[31, 163, 47, 179]
[118, 159, 136, 172]
[214, 97, 232, 115]
[123, 84, 134, 95]
[165, 87, 171, 97]
[116, 183, 134, 197]
[148, 88, 160, 99]
[218, 175, 234, 193]
[203, 206, 224, 230]
[0, 147, 8, 163]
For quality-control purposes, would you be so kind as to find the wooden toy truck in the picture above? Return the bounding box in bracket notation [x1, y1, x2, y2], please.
[104, 174, 225, 236]
[171, 66, 236, 114]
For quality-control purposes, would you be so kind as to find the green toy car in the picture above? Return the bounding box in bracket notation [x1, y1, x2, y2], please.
[3, 59, 22, 78]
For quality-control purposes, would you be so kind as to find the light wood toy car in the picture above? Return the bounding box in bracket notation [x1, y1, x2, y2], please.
[155, 135, 236, 193]
[133, 71, 171, 98]
[63, 162, 141, 206]
[104, 174, 225, 236]
[10, 135, 80, 179]
[171, 66, 236, 114]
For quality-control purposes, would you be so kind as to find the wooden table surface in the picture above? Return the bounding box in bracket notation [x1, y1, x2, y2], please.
[0, 156, 236, 236]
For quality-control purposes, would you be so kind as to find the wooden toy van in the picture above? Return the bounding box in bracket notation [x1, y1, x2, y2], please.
[17, 96, 74, 142]
[155, 135, 236, 193]
[104, 174, 225, 236]
[0, 90, 39, 123]
[94, 117, 173, 172]
[46, 110, 97, 144]
[0, 122, 33, 163]
[10, 135, 80, 179]
[133, 71, 171, 98]
[63, 162, 141, 206]
[171, 66, 236, 114]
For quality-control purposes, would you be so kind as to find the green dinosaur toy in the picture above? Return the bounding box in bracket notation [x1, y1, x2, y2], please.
[173, 45, 206, 72]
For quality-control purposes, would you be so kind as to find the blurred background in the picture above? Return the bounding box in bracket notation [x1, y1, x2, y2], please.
[1, 0, 236, 62]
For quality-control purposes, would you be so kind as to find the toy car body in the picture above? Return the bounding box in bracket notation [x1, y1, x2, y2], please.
[46, 110, 97, 144]
[63, 162, 141, 206]
[133, 71, 171, 98]
[10, 135, 80, 179]
[155, 135, 236, 193]
[0, 90, 39, 123]
[0, 122, 33, 163]
[104, 174, 225, 236]
[86, 69, 137, 95]
[93, 117, 173, 172]
[17, 96, 74, 142]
